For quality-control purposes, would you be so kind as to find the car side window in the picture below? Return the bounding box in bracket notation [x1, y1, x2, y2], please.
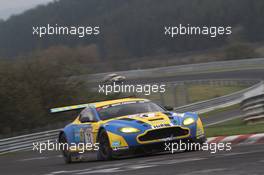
[80, 107, 97, 123]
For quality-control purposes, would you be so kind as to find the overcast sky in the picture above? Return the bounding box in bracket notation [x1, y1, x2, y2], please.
[0, 0, 54, 20]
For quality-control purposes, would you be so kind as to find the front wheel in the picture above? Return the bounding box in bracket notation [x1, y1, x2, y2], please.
[97, 130, 113, 160]
[59, 133, 72, 163]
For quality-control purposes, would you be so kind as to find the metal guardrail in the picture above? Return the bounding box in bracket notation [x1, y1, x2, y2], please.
[175, 81, 264, 113]
[0, 129, 60, 155]
[156, 79, 258, 108]
[0, 81, 263, 155]
[241, 87, 264, 123]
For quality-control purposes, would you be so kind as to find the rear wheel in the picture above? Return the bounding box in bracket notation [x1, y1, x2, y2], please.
[97, 130, 113, 160]
[59, 133, 72, 163]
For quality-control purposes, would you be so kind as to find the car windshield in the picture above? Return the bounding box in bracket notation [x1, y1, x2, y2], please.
[96, 101, 165, 120]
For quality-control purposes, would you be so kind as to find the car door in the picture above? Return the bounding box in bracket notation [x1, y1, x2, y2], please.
[78, 107, 98, 145]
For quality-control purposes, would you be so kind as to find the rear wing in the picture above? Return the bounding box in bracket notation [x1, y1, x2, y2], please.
[50, 96, 140, 113]
[50, 104, 90, 113]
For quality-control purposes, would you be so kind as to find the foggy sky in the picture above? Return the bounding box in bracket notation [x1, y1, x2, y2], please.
[0, 0, 54, 20]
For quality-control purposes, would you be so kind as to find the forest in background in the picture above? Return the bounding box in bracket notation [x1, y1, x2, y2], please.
[0, 0, 263, 71]
[0, 0, 264, 136]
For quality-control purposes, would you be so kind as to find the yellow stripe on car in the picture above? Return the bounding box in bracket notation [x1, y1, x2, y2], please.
[107, 131, 128, 148]
[196, 118, 205, 136]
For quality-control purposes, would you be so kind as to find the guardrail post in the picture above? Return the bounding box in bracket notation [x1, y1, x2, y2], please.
[241, 82, 264, 124]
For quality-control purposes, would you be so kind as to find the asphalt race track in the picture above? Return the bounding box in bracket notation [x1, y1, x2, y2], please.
[0, 108, 246, 175]
[1, 68, 264, 175]
[1, 144, 263, 175]
[126, 69, 264, 84]
[202, 109, 242, 126]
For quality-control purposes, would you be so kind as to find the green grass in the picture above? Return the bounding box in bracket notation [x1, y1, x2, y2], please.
[200, 104, 240, 119]
[199, 103, 264, 137]
[144, 84, 248, 107]
[205, 118, 264, 137]
[188, 84, 247, 103]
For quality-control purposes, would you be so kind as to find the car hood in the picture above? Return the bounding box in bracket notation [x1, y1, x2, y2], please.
[105, 111, 178, 129]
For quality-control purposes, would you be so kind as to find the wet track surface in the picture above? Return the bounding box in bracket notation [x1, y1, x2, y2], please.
[1, 144, 263, 175]
[0, 96, 259, 175]
[202, 109, 242, 126]
[126, 69, 264, 84]
[1, 69, 264, 175]
[90, 69, 264, 88]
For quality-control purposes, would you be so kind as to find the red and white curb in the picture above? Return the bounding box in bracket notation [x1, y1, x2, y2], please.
[207, 133, 264, 145]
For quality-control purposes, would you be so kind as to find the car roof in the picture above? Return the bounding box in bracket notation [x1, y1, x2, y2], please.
[92, 98, 147, 108]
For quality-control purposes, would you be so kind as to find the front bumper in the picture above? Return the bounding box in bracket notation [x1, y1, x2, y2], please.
[112, 135, 206, 157]
[136, 126, 190, 144]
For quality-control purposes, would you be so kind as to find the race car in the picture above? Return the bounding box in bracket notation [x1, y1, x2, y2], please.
[51, 98, 206, 163]
[102, 73, 126, 84]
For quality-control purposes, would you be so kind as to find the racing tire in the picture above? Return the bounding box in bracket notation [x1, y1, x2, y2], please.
[97, 130, 113, 160]
[59, 133, 72, 164]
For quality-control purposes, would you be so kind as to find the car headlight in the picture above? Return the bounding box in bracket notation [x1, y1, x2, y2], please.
[120, 127, 140, 133]
[183, 117, 195, 126]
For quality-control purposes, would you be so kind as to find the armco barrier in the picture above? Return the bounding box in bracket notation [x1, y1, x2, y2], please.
[175, 81, 264, 113]
[241, 90, 264, 124]
[0, 129, 60, 155]
[131, 79, 258, 108]
[0, 81, 263, 155]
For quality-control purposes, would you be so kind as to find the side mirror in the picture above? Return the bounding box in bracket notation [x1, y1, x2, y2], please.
[164, 105, 174, 111]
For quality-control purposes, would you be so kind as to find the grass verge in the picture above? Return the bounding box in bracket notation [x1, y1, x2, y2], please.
[200, 104, 240, 119]
[205, 118, 264, 137]
[188, 84, 247, 103]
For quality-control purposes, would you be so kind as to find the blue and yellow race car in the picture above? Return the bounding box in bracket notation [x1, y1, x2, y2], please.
[51, 98, 206, 163]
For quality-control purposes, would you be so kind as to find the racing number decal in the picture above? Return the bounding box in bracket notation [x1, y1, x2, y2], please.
[80, 127, 94, 144]
[80, 128, 84, 143]
[84, 127, 93, 144]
